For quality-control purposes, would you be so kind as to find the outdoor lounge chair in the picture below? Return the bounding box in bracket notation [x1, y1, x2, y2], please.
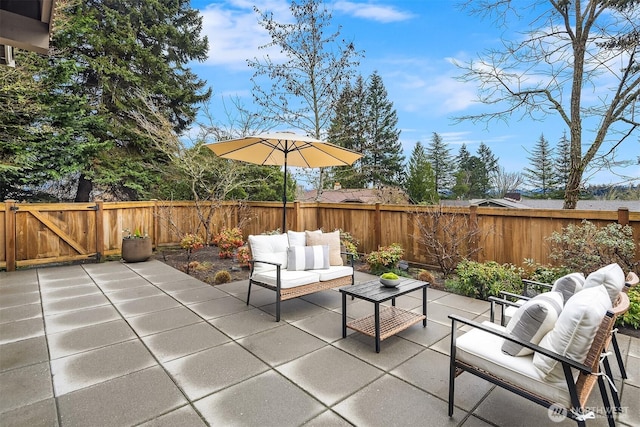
[449, 285, 630, 427]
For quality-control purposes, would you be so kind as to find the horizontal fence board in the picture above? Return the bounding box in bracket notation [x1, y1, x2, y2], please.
[1, 200, 638, 271]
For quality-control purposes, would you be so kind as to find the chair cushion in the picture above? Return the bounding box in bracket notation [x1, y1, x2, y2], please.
[248, 234, 289, 273]
[251, 270, 320, 289]
[287, 245, 329, 271]
[551, 272, 585, 304]
[456, 321, 574, 407]
[308, 265, 353, 281]
[287, 229, 321, 247]
[502, 291, 563, 356]
[533, 285, 611, 382]
[306, 230, 343, 266]
[583, 263, 625, 305]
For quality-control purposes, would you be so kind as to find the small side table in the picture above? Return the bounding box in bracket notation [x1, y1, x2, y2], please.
[340, 278, 428, 353]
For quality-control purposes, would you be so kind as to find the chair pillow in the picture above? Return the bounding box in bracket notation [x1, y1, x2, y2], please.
[248, 234, 289, 273]
[306, 230, 343, 266]
[583, 263, 625, 305]
[287, 245, 329, 271]
[502, 291, 564, 356]
[533, 284, 611, 382]
[287, 229, 321, 247]
[551, 272, 585, 304]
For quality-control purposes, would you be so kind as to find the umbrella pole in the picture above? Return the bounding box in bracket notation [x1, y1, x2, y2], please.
[282, 153, 287, 232]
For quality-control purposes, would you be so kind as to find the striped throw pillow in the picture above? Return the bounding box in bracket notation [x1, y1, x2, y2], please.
[287, 245, 330, 271]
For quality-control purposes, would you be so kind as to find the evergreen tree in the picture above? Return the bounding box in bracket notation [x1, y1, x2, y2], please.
[328, 76, 367, 188]
[476, 142, 498, 196]
[425, 132, 455, 195]
[453, 155, 488, 199]
[456, 144, 472, 170]
[524, 134, 556, 197]
[363, 72, 404, 188]
[45, 0, 211, 201]
[554, 131, 571, 193]
[405, 141, 438, 204]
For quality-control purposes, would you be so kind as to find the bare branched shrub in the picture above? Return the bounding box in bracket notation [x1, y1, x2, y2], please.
[413, 205, 488, 278]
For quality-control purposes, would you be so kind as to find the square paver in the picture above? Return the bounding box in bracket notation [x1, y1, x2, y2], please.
[0, 362, 53, 413]
[103, 285, 164, 303]
[56, 366, 187, 427]
[170, 285, 227, 304]
[127, 306, 203, 337]
[0, 336, 49, 372]
[94, 276, 151, 292]
[40, 284, 101, 302]
[208, 308, 279, 339]
[0, 317, 44, 345]
[163, 342, 269, 401]
[195, 370, 324, 426]
[188, 295, 250, 320]
[44, 305, 121, 334]
[42, 293, 110, 315]
[0, 292, 41, 309]
[47, 319, 137, 359]
[292, 310, 349, 343]
[334, 332, 424, 371]
[142, 322, 229, 362]
[50, 340, 156, 396]
[153, 278, 209, 293]
[115, 294, 180, 317]
[137, 405, 207, 427]
[237, 324, 327, 366]
[0, 397, 58, 427]
[333, 374, 463, 427]
[0, 303, 42, 324]
[276, 346, 382, 406]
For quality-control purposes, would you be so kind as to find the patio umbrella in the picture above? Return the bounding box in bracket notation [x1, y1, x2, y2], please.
[205, 132, 362, 231]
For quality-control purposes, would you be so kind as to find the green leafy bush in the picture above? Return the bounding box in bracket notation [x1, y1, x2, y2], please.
[617, 286, 640, 329]
[365, 243, 404, 275]
[522, 258, 571, 284]
[547, 220, 637, 274]
[445, 260, 523, 300]
[339, 229, 359, 260]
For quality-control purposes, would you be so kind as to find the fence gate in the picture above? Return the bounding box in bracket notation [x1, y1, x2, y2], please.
[3, 200, 104, 271]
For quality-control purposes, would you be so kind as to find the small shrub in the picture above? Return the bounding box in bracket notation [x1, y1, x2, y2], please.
[180, 233, 205, 275]
[547, 220, 637, 274]
[213, 270, 232, 285]
[213, 227, 245, 259]
[417, 269, 435, 283]
[445, 260, 523, 300]
[365, 243, 404, 275]
[236, 246, 250, 267]
[617, 286, 640, 329]
[338, 229, 360, 260]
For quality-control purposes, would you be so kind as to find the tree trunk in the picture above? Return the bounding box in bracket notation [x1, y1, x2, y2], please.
[563, 167, 582, 209]
[75, 174, 93, 202]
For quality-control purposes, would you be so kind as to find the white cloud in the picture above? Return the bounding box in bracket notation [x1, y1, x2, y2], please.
[333, 1, 414, 23]
[199, 0, 291, 69]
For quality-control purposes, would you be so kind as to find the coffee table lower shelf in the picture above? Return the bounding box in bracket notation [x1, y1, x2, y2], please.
[346, 306, 426, 341]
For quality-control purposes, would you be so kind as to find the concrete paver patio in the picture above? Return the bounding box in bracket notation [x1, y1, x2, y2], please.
[0, 260, 638, 426]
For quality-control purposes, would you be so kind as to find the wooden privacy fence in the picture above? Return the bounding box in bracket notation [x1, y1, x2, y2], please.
[2, 199, 639, 272]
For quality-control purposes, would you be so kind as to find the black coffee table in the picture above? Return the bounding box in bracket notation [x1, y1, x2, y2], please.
[340, 278, 428, 352]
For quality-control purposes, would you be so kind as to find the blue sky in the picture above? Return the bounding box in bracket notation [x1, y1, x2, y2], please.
[189, 0, 639, 187]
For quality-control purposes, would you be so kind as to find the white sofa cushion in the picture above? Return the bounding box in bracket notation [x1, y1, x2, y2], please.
[248, 233, 289, 273]
[551, 272, 585, 304]
[533, 284, 611, 382]
[583, 263, 625, 305]
[456, 321, 575, 407]
[306, 230, 342, 266]
[251, 270, 320, 289]
[503, 291, 563, 356]
[287, 245, 329, 271]
[308, 265, 353, 281]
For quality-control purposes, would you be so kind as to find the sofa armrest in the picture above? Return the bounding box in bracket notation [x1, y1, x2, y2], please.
[448, 314, 593, 375]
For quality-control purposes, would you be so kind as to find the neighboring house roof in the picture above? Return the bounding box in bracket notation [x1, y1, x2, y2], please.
[299, 187, 410, 204]
[442, 198, 640, 212]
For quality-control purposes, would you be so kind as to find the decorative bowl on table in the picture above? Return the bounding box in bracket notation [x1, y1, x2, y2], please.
[380, 278, 401, 287]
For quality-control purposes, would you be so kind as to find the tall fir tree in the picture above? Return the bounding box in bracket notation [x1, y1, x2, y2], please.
[524, 134, 556, 197]
[363, 72, 404, 188]
[327, 76, 367, 188]
[405, 141, 438, 204]
[46, 0, 211, 201]
[456, 144, 471, 170]
[476, 142, 498, 196]
[554, 131, 571, 193]
[425, 132, 454, 195]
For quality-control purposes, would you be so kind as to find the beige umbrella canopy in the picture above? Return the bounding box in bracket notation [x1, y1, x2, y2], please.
[205, 132, 362, 231]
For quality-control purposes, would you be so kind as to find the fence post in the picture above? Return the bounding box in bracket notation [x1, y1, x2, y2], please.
[95, 200, 104, 262]
[151, 199, 159, 249]
[293, 201, 300, 231]
[617, 207, 629, 227]
[4, 200, 16, 272]
[374, 203, 381, 250]
[469, 205, 479, 261]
